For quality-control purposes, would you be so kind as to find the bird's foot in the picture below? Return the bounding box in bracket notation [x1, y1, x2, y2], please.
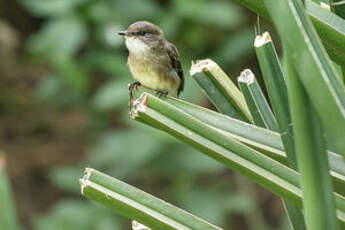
[129, 82, 141, 100]
[155, 90, 168, 98]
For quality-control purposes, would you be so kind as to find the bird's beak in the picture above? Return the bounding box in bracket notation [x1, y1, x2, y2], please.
[117, 30, 127, 36]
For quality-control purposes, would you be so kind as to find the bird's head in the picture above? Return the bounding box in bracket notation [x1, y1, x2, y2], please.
[118, 21, 164, 55]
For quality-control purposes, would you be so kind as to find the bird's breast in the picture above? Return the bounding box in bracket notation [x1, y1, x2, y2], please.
[128, 52, 180, 96]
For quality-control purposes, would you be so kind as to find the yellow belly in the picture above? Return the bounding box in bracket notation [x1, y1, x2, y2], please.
[128, 56, 180, 96]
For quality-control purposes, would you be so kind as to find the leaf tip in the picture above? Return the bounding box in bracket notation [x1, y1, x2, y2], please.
[190, 58, 217, 76]
[132, 220, 151, 230]
[130, 93, 148, 119]
[254, 31, 272, 47]
[80, 167, 93, 195]
[238, 69, 255, 84]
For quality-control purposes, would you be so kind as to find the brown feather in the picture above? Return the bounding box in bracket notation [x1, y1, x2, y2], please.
[166, 42, 184, 96]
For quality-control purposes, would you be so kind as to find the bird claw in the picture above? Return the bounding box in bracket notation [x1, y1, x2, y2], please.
[129, 82, 141, 101]
[129, 81, 141, 92]
[155, 90, 168, 98]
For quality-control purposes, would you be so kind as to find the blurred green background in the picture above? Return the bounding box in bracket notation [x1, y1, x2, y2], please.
[0, 0, 290, 229]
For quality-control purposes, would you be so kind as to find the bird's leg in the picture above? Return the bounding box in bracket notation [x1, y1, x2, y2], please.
[129, 81, 141, 100]
[155, 90, 168, 98]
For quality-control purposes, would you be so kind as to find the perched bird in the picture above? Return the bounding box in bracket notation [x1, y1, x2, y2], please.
[118, 21, 184, 99]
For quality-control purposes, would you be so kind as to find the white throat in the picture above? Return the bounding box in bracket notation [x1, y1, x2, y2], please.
[125, 37, 150, 56]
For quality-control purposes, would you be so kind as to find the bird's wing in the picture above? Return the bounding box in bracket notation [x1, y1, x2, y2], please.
[167, 42, 184, 96]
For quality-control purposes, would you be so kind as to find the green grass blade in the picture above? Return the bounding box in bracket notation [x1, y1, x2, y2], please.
[254, 31, 298, 169]
[132, 94, 302, 205]
[166, 97, 345, 197]
[190, 59, 252, 122]
[238, 75, 266, 128]
[233, 0, 345, 66]
[166, 96, 345, 173]
[286, 55, 339, 230]
[130, 93, 345, 225]
[0, 156, 20, 230]
[238, 69, 278, 131]
[166, 97, 286, 162]
[80, 168, 222, 230]
[266, 0, 345, 158]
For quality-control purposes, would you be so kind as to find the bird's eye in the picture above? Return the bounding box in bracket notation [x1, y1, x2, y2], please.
[138, 31, 146, 36]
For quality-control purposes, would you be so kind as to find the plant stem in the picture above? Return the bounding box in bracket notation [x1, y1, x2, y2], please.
[286, 56, 339, 230]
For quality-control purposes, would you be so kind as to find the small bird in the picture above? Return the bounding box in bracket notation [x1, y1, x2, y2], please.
[118, 21, 184, 99]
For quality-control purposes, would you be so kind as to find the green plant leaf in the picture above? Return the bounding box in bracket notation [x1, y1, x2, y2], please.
[80, 168, 222, 230]
[165, 97, 345, 197]
[237, 69, 278, 131]
[254, 31, 298, 169]
[285, 53, 339, 230]
[130, 93, 345, 226]
[190, 59, 252, 122]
